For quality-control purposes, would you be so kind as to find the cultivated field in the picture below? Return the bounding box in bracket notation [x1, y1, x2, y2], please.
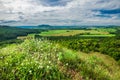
[40, 29, 115, 37]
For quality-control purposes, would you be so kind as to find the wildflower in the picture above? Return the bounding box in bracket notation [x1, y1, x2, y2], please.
[45, 57, 47, 60]
[38, 65, 43, 69]
[58, 58, 60, 61]
[48, 61, 51, 64]
[29, 70, 32, 74]
[0, 56, 3, 59]
[21, 63, 24, 66]
[47, 65, 50, 69]
[66, 63, 68, 66]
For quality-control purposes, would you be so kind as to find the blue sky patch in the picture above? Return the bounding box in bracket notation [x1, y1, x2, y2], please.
[99, 9, 120, 14]
[95, 14, 111, 18]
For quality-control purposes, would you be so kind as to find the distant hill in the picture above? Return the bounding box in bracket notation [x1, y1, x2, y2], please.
[38, 24, 51, 27]
[38, 24, 53, 29]
[14, 25, 120, 30]
[0, 25, 42, 41]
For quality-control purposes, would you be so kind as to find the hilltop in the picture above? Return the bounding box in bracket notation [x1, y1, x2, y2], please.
[0, 39, 120, 80]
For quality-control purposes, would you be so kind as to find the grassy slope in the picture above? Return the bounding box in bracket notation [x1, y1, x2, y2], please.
[0, 39, 120, 80]
[78, 52, 120, 79]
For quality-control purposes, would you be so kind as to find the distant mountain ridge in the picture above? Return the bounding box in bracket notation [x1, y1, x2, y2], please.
[1, 25, 119, 30]
[38, 24, 51, 27]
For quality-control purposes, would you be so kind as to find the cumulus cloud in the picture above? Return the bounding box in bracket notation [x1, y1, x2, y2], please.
[0, 0, 120, 26]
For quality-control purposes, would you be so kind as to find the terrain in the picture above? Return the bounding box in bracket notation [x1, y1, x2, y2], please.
[0, 25, 120, 80]
[0, 25, 43, 47]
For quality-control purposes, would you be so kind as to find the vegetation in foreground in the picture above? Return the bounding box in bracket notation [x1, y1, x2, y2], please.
[0, 39, 120, 80]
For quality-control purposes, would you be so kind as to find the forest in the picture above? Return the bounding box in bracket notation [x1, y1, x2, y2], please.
[0, 25, 43, 41]
[0, 26, 43, 47]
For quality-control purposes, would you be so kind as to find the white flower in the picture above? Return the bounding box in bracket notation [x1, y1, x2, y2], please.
[47, 65, 50, 69]
[58, 58, 60, 61]
[0, 56, 3, 59]
[29, 70, 32, 74]
[48, 61, 51, 64]
[21, 63, 24, 66]
[38, 65, 43, 69]
[66, 63, 68, 66]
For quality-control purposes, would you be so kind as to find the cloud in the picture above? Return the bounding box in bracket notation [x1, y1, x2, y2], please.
[39, 0, 72, 6]
[0, 20, 20, 24]
[0, 0, 120, 26]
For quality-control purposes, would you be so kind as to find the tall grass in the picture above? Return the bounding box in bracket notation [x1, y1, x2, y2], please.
[0, 39, 68, 80]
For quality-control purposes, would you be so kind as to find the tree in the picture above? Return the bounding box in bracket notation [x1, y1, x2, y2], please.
[116, 29, 120, 39]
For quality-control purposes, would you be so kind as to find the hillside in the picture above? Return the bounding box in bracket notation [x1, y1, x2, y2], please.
[0, 39, 120, 80]
[0, 25, 42, 41]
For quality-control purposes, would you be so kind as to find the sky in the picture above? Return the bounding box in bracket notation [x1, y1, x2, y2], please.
[0, 0, 120, 26]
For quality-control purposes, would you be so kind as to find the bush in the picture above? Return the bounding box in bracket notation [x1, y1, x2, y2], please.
[58, 50, 81, 68]
[78, 56, 110, 80]
[0, 39, 68, 80]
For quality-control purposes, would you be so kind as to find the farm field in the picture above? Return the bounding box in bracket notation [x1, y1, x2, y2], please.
[40, 29, 115, 37]
[78, 34, 115, 37]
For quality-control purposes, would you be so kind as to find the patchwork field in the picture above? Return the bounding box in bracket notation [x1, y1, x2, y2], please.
[40, 29, 115, 37]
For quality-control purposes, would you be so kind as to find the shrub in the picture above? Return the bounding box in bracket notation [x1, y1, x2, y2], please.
[58, 50, 81, 68]
[0, 39, 68, 80]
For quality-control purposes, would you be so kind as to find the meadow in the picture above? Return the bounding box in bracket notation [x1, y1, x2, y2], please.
[40, 29, 115, 37]
[0, 26, 120, 80]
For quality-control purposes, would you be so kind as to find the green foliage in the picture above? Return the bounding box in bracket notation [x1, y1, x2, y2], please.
[0, 39, 22, 48]
[58, 50, 80, 68]
[43, 36, 120, 62]
[0, 25, 120, 80]
[79, 56, 110, 80]
[0, 26, 42, 41]
[115, 29, 120, 39]
[0, 39, 68, 80]
[0, 39, 120, 80]
[58, 51, 120, 80]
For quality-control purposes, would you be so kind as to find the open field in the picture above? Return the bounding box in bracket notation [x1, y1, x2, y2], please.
[40, 29, 115, 37]
[78, 34, 115, 37]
